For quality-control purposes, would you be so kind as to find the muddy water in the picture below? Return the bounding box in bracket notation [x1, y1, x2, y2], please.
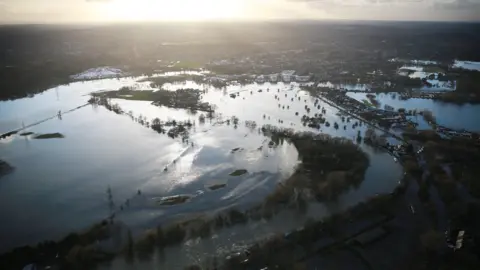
[0, 74, 402, 257]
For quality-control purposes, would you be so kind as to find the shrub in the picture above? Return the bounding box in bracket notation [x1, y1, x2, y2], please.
[228, 210, 248, 225]
[135, 230, 156, 256]
[163, 225, 186, 245]
[66, 245, 99, 269]
[184, 265, 202, 270]
[421, 230, 444, 251]
[422, 110, 436, 124]
[418, 182, 430, 202]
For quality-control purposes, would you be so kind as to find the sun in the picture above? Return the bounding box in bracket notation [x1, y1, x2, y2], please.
[106, 0, 244, 21]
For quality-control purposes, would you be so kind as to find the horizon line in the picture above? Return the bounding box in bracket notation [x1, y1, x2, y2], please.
[1, 17, 480, 27]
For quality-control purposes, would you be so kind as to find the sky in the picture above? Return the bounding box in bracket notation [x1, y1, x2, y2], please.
[0, 0, 479, 24]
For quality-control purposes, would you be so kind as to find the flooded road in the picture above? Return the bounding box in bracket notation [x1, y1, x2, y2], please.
[347, 92, 480, 131]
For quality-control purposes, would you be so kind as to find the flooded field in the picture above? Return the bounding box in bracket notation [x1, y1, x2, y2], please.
[397, 65, 456, 92]
[1, 73, 404, 265]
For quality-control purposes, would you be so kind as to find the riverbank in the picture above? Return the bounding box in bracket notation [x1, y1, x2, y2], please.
[0, 129, 375, 269]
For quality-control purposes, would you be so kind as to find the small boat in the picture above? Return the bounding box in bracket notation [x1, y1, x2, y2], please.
[393, 157, 398, 162]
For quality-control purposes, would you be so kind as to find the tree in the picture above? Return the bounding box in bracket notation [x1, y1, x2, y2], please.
[418, 182, 430, 202]
[421, 230, 444, 252]
[198, 114, 205, 124]
[356, 130, 362, 144]
[422, 109, 436, 124]
[404, 159, 420, 176]
[184, 265, 201, 270]
[365, 127, 376, 141]
[156, 226, 165, 248]
[106, 186, 115, 217]
[126, 229, 134, 260]
[152, 118, 161, 126]
[376, 136, 388, 146]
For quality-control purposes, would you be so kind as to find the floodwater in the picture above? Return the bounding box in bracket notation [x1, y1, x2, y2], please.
[452, 60, 480, 71]
[347, 92, 480, 131]
[397, 66, 455, 91]
[317, 82, 370, 92]
[1, 73, 403, 262]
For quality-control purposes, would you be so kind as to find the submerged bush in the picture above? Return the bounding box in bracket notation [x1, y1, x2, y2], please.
[33, 133, 65, 139]
[229, 169, 248, 176]
[135, 230, 156, 256]
[163, 225, 186, 246]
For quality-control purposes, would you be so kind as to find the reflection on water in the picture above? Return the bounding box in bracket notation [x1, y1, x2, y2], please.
[0, 76, 149, 134]
[317, 82, 370, 91]
[347, 92, 480, 131]
[101, 147, 400, 269]
[0, 74, 405, 258]
[161, 81, 208, 91]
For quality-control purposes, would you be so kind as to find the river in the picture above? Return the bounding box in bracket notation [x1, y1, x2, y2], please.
[347, 92, 480, 132]
[0, 74, 404, 265]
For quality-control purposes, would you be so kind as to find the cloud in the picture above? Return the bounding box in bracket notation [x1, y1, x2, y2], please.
[84, 0, 479, 11]
[0, 2, 16, 22]
[287, 0, 480, 8]
[1, 0, 479, 22]
[283, 0, 480, 20]
[433, 0, 480, 9]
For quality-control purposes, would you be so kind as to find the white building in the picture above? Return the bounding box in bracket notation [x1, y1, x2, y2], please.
[269, 74, 279, 82]
[255, 75, 266, 83]
[281, 70, 296, 76]
[295, 75, 310, 82]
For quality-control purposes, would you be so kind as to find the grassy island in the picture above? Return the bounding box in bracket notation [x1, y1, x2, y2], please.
[33, 133, 65, 139]
[92, 88, 214, 112]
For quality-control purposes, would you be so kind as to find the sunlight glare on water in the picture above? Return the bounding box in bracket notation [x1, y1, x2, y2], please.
[0, 73, 412, 257]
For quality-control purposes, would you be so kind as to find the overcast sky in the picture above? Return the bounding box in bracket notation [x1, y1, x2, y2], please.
[0, 0, 479, 24]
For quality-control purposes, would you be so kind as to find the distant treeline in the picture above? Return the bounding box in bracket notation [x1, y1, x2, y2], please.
[1, 22, 479, 100]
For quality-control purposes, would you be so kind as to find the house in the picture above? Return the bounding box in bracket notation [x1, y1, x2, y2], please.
[281, 70, 296, 76]
[384, 104, 395, 111]
[255, 75, 265, 83]
[295, 75, 310, 82]
[282, 74, 292, 82]
[269, 74, 279, 83]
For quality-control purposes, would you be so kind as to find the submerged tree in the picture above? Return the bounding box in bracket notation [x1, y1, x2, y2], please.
[356, 130, 362, 144]
[198, 114, 206, 124]
[421, 230, 445, 252]
[106, 186, 115, 223]
[207, 111, 214, 122]
[151, 117, 164, 133]
[126, 229, 134, 261]
[422, 109, 436, 124]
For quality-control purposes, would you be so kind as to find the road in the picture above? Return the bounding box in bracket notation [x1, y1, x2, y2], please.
[0, 103, 89, 139]
[315, 93, 408, 143]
